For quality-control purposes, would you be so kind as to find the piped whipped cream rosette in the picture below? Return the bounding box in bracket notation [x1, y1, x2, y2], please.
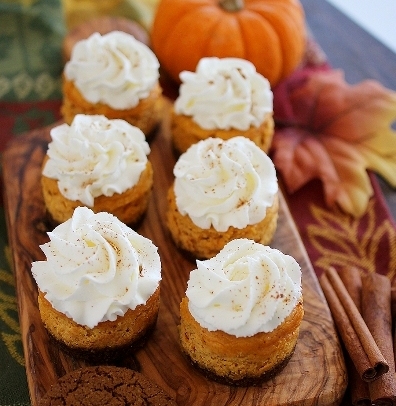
[186, 239, 302, 338]
[41, 114, 154, 225]
[173, 136, 278, 232]
[31, 207, 161, 329]
[174, 57, 273, 131]
[64, 31, 160, 110]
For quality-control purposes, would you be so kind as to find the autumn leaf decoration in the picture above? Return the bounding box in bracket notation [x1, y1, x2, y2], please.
[271, 69, 396, 217]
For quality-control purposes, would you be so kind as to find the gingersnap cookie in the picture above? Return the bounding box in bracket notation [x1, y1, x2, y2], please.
[39, 366, 177, 406]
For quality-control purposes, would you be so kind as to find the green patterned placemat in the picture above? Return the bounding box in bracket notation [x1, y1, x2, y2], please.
[0, 0, 65, 102]
[0, 206, 30, 406]
[0, 1, 66, 404]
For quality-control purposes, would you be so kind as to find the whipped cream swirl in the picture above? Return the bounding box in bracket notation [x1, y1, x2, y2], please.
[174, 57, 273, 131]
[173, 136, 278, 232]
[43, 114, 150, 207]
[64, 31, 160, 109]
[186, 239, 302, 337]
[31, 207, 161, 328]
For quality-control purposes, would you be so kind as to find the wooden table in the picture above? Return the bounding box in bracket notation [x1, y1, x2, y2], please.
[300, 0, 396, 220]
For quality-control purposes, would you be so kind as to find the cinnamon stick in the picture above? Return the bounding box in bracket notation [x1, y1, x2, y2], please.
[320, 267, 388, 382]
[338, 267, 370, 406]
[362, 273, 396, 405]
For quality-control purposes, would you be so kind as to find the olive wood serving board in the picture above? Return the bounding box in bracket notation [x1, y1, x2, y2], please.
[3, 101, 347, 406]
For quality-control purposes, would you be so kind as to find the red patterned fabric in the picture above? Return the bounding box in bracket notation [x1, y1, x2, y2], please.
[271, 38, 396, 284]
[0, 100, 61, 206]
[280, 173, 396, 282]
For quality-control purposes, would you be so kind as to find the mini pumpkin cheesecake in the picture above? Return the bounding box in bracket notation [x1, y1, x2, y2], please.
[171, 57, 274, 154]
[31, 207, 162, 361]
[61, 30, 164, 137]
[166, 136, 279, 259]
[41, 114, 153, 225]
[179, 239, 304, 385]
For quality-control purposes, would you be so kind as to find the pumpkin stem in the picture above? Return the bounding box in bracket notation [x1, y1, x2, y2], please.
[219, 0, 244, 12]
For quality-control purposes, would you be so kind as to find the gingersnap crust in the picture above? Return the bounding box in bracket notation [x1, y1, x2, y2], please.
[181, 345, 296, 387]
[46, 318, 158, 363]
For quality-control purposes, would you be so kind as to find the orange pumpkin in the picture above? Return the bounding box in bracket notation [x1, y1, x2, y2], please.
[151, 0, 306, 88]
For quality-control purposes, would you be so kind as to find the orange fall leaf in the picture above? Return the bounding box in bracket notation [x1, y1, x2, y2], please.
[272, 69, 396, 217]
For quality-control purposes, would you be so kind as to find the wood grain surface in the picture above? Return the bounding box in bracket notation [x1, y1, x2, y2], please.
[3, 101, 347, 406]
